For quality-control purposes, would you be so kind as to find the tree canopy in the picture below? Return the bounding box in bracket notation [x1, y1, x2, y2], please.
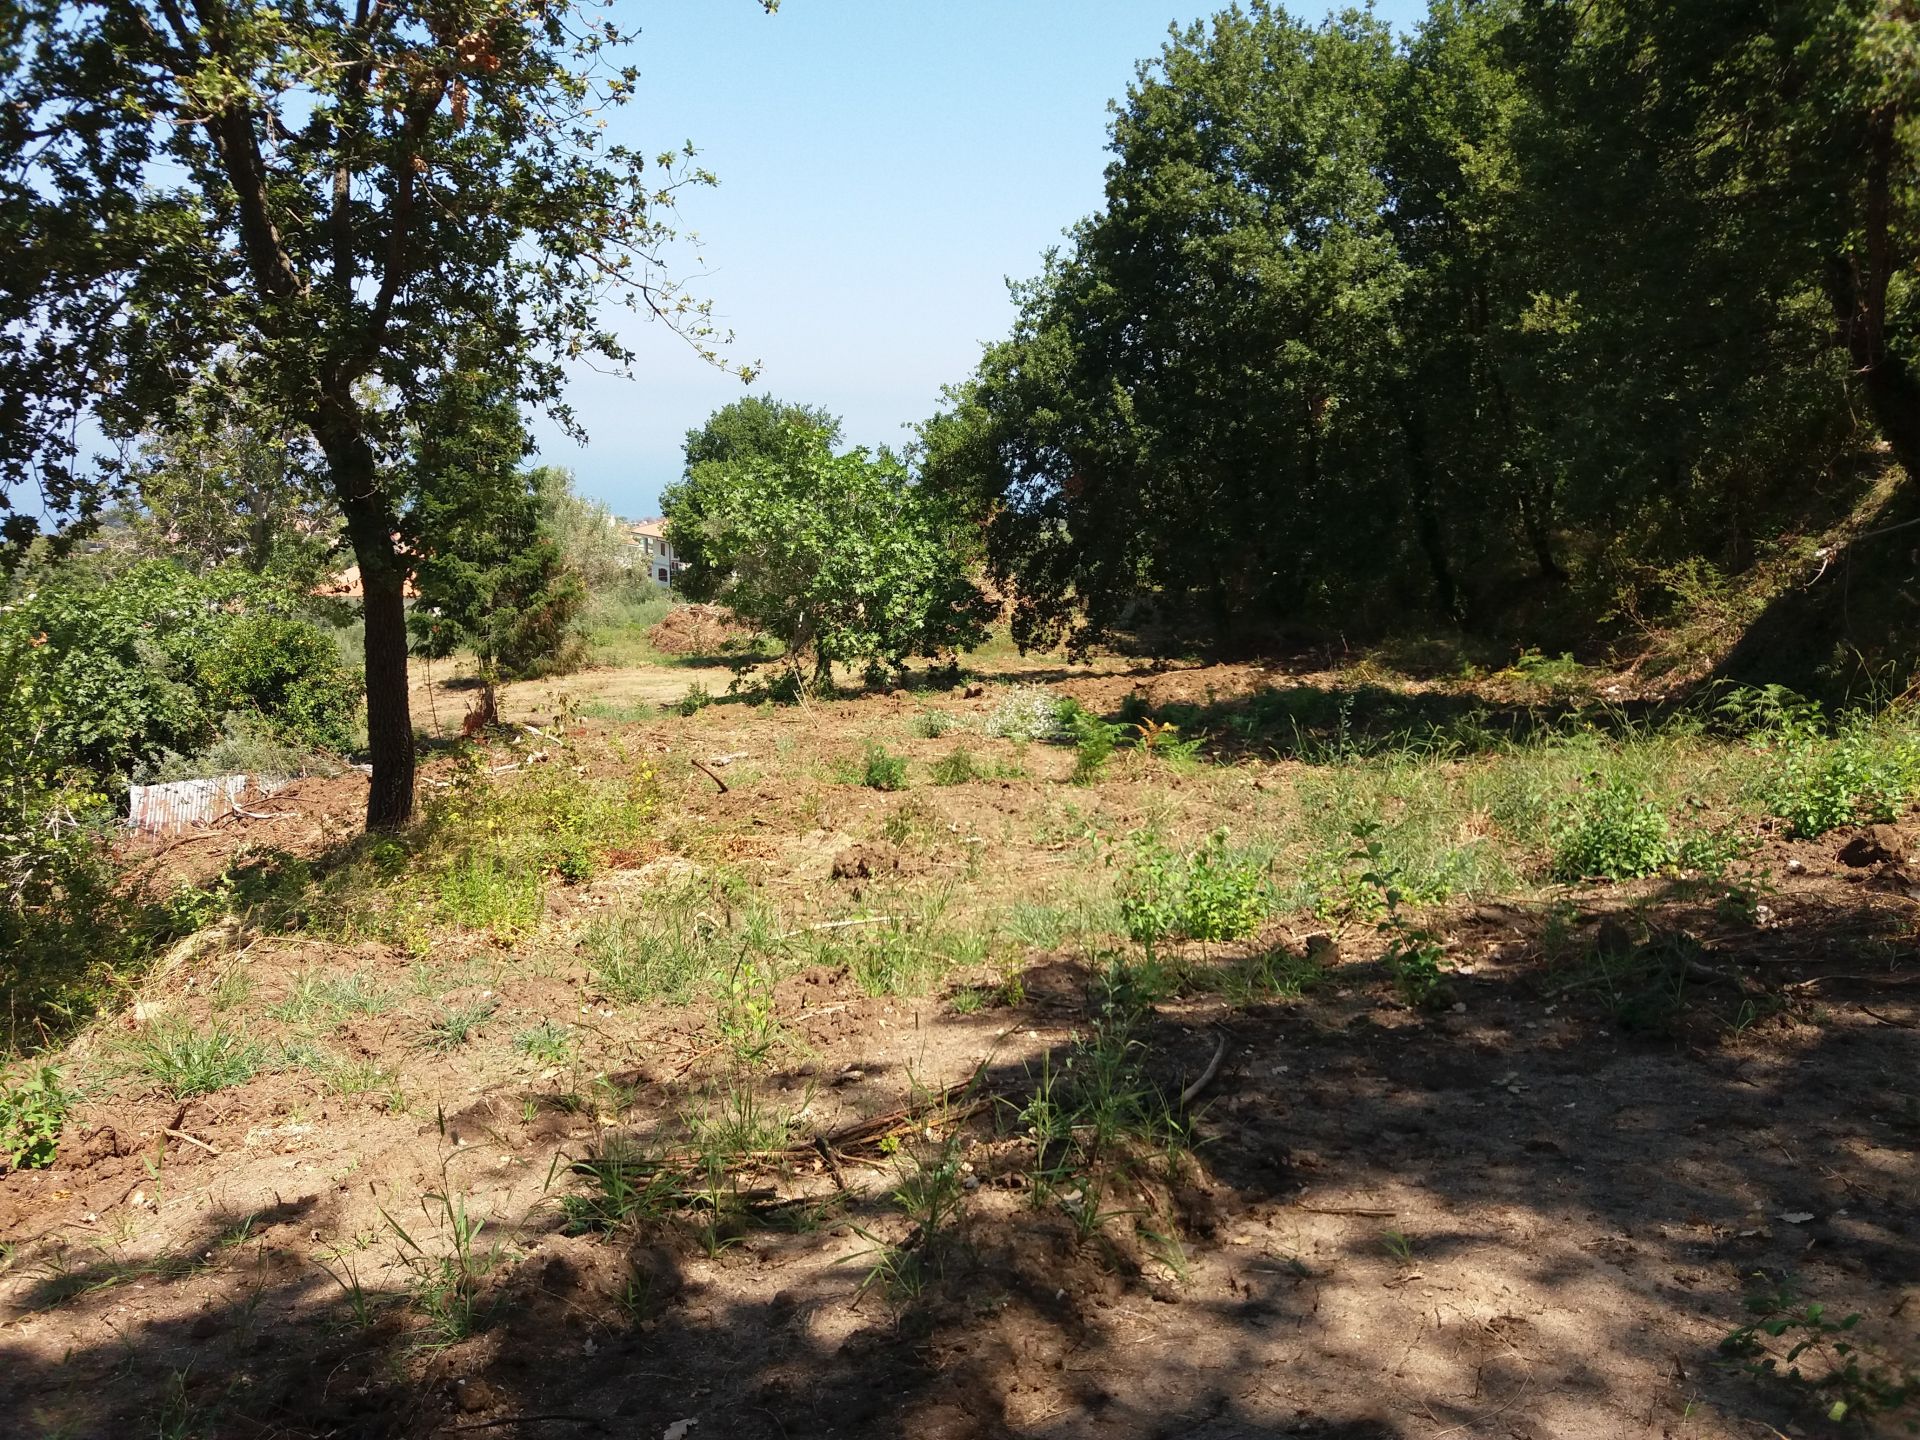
[921, 0, 1911, 655]
[663, 410, 992, 687]
[1, 0, 761, 826]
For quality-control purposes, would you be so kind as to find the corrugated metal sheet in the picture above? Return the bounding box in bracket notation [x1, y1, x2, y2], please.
[126, 775, 286, 835]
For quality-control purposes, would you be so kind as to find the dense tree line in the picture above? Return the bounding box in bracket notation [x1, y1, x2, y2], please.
[920, 0, 1914, 653]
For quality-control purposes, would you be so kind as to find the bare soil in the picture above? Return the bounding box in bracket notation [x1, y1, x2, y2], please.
[4, 657, 1916, 1439]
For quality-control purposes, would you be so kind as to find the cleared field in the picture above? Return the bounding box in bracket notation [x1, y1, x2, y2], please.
[4, 653, 1916, 1439]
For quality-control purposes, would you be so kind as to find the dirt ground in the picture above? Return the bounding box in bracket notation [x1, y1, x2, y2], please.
[3, 654, 1916, 1439]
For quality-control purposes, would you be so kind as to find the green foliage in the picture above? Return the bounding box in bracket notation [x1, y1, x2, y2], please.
[1722, 1277, 1918, 1428]
[557, 1138, 685, 1235]
[2, 558, 359, 781]
[0, 1064, 74, 1170]
[1059, 700, 1127, 785]
[120, 1020, 263, 1099]
[0, 560, 347, 1032]
[1348, 823, 1453, 1009]
[1494, 651, 1594, 704]
[860, 743, 910, 792]
[383, 1184, 503, 1347]
[1551, 778, 1676, 882]
[1766, 711, 1920, 839]
[1, 0, 759, 832]
[912, 708, 960, 738]
[410, 437, 592, 688]
[512, 1022, 575, 1066]
[930, 747, 981, 785]
[263, 753, 656, 951]
[124, 380, 341, 585]
[202, 613, 364, 752]
[1119, 830, 1269, 946]
[918, 0, 1890, 654]
[664, 415, 992, 686]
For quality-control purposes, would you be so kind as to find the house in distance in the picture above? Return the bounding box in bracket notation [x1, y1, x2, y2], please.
[623, 518, 682, 588]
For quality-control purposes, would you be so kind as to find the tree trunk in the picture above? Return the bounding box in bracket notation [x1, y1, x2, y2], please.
[322, 426, 415, 830]
[1838, 105, 1920, 486]
[1398, 400, 1462, 622]
[1517, 489, 1568, 584]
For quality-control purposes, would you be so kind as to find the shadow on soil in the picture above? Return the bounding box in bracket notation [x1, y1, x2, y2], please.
[4, 897, 1916, 1438]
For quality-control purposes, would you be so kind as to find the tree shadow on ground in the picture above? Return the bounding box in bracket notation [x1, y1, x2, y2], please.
[6, 878, 1915, 1439]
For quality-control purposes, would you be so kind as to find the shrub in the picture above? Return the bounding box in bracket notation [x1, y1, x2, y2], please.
[930, 747, 980, 785]
[676, 683, 713, 717]
[1, 1065, 74, 1170]
[1767, 712, 1920, 838]
[912, 708, 959, 738]
[1120, 830, 1270, 945]
[861, 743, 910, 791]
[200, 612, 364, 752]
[1060, 701, 1126, 785]
[984, 686, 1064, 741]
[1551, 777, 1675, 881]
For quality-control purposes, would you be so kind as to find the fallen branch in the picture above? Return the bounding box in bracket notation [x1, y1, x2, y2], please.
[775, 915, 905, 941]
[163, 1127, 220, 1156]
[1179, 1029, 1229, 1107]
[813, 1134, 852, 1193]
[689, 757, 729, 793]
[1296, 1203, 1399, 1218]
[1859, 1004, 1916, 1029]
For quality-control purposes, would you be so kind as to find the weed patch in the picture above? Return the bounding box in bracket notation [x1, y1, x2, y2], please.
[1551, 777, 1675, 881]
[120, 1020, 263, 1098]
[1, 1064, 73, 1170]
[1119, 830, 1269, 946]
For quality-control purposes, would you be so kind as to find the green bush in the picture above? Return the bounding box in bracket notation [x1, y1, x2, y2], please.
[1551, 777, 1675, 881]
[861, 743, 910, 791]
[930, 747, 980, 785]
[1059, 700, 1126, 785]
[1120, 830, 1270, 945]
[200, 612, 364, 752]
[1, 1065, 74, 1170]
[2, 558, 359, 781]
[912, 708, 959, 738]
[1767, 712, 1920, 838]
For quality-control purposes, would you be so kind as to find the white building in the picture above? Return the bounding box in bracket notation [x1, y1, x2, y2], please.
[626, 519, 682, 587]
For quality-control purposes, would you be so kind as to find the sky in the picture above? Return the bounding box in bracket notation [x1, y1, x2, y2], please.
[534, 0, 1427, 519]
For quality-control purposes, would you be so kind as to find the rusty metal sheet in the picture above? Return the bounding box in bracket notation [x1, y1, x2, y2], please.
[126, 775, 285, 835]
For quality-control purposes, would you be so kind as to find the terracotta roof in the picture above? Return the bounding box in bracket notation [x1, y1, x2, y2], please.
[629, 519, 669, 540]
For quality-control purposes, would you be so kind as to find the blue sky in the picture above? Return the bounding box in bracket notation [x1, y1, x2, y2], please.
[534, 0, 1427, 518]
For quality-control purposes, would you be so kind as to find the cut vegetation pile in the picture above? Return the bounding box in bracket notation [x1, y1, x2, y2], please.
[645, 603, 758, 657]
